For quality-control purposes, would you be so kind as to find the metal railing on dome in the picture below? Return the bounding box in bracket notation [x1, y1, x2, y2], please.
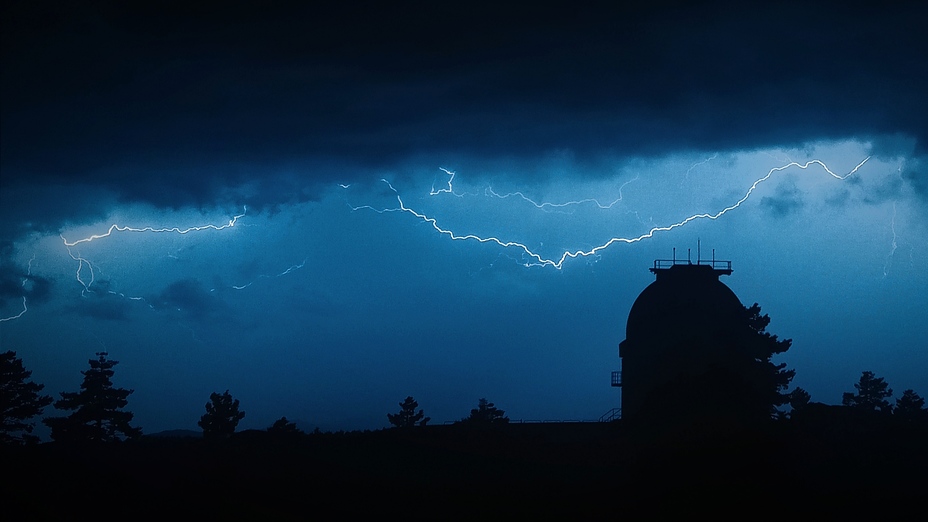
[652, 245, 732, 272]
[652, 258, 732, 270]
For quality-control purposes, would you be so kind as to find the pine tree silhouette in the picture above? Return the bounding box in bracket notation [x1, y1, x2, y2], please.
[43, 352, 141, 442]
[842, 371, 894, 413]
[460, 398, 509, 425]
[387, 396, 430, 428]
[894, 389, 927, 420]
[1, 351, 53, 444]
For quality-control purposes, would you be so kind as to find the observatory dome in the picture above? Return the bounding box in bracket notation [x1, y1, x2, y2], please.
[624, 263, 744, 344]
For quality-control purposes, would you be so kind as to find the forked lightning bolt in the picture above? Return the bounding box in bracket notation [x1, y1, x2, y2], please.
[363, 157, 871, 269]
[59, 207, 247, 296]
[55, 207, 307, 305]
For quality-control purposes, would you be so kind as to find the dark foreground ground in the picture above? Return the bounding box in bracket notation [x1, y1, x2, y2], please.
[4, 416, 927, 520]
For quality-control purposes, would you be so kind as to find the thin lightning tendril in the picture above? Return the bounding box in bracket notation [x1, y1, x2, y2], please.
[432, 167, 639, 211]
[0, 297, 28, 323]
[430, 167, 457, 196]
[54, 205, 306, 304]
[883, 203, 898, 278]
[59, 207, 246, 296]
[685, 153, 719, 178]
[681, 153, 719, 187]
[64, 247, 96, 295]
[484, 176, 639, 213]
[367, 157, 871, 269]
[228, 258, 308, 290]
[0, 255, 35, 322]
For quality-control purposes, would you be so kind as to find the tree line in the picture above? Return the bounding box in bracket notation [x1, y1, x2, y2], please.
[1, 349, 925, 444]
[788, 370, 927, 420]
[1, 350, 513, 443]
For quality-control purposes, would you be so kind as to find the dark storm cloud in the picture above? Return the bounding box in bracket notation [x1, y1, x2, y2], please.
[70, 289, 133, 322]
[861, 176, 905, 206]
[0, 275, 26, 309]
[761, 183, 804, 218]
[0, 242, 53, 308]
[0, 249, 24, 305]
[902, 158, 927, 201]
[2, 2, 927, 237]
[0, 273, 52, 309]
[825, 188, 851, 209]
[22, 275, 52, 304]
[152, 278, 223, 319]
[0, 184, 115, 241]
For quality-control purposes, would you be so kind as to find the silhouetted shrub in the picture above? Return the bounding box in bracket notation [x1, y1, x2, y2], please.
[198, 390, 245, 440]
[387, 396, 430, 428]
[458, 398, 509, 425]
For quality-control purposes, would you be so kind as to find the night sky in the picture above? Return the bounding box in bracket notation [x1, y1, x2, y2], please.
[2, 2, 927, 434]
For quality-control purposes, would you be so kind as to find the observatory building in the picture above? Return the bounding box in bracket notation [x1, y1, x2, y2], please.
[614, 250, 749, 422]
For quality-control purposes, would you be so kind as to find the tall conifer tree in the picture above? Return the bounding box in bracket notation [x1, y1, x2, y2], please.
[1, 351, 53, 444]
[43, 352, 141, 442]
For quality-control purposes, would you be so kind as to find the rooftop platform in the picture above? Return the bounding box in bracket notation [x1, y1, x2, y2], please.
[650, 246, 731, 276]
[651, 258, 732, 274]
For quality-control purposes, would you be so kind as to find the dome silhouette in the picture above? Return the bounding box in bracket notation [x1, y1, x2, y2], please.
[625, 263, 743, 342]
[616, 255, 749, 422]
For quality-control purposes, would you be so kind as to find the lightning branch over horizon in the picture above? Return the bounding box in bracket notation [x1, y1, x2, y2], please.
[484, 175, 639, 213]
[59, 207, 246, 296]
[432, 167, 640, 212]
[0, 152, 879, 324]
[356, 157, 871, 269]
[54, 205, 306, 309]
[61, 207, 247, 248]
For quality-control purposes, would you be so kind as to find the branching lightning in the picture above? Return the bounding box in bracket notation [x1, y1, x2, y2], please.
[0, 152, 878, 325]
[358, 157, 871, 269]
[429, 167, 461, 196]
[432, 167, 639, 212]
[53, 206, 307, 311]
[61, 207, 246, 248]
[881, 162, 918, 278]
[484, 176, 639, 213]
[59, 207, 247, 296]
